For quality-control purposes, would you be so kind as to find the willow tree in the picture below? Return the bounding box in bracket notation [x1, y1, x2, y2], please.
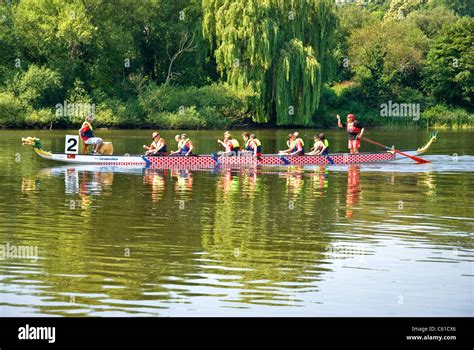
[203, 0, 337, 125]
[276, 39, 321, 125]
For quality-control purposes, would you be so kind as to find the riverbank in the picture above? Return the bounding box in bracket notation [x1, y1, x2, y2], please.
[2, 110, 472, 130]
[2, 83, 472, 130]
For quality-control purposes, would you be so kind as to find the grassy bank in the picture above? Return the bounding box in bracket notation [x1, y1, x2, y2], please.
[0, 83, 255, 129]
[1, 82, 472, 130]
[314, 83, 474, 129]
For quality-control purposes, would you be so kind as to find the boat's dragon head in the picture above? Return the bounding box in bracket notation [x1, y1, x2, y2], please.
[21, 137, 45, 151]
[416, 131, 439, 154]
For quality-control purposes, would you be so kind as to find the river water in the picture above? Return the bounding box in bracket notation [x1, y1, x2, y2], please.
[0, 129, 472, 316]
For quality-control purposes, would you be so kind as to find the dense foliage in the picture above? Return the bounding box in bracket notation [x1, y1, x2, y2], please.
[0, 0, 472, 129]
[203, 0, 337, 125]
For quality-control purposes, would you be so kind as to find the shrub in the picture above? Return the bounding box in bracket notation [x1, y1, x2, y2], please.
[198, 106, 232, 129]
[95, 98, 144, 127]
[9, 65, 62, 108]
[146, 107, 206, 129]
[24, 108, 56, 128]
[315, 83, 421, 127]
[66, 79, 92, 104]
[94, 107, 121, 127]
[314, 85, 338, 126]
[138, 82, 254, 126]
[197, 84, 253, 121]
[0, 92, 26, 127]
[422, 18, 474, 107]
[422, 104, 473, 127]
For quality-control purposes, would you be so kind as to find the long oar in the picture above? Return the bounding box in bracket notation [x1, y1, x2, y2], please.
[361, 137, 430, 164]
[324, 153, 335, 165]
[279, 154, 291, 165]
[211, 153, 222, 166]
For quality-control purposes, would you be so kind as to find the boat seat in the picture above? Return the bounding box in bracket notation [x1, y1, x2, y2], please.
[80, 137, 113, 155]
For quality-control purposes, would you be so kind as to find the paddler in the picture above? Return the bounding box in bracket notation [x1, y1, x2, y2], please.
[248, 133, 262, 158]
[279, 132, 304, 156]
[307, 133, 329, 156]
[337, 113, 365, 154]
[242, 132, 252, 153]
[170, 134, 183, 155]
[143, 131, 167, 156]
[218, 131, 241, 156]
[79, 115, 103, 155]
[228, 132, 241, 155]
[217, 135, 233, 155]
[178, 133, 194, 156]
[286, 133, 292, 149]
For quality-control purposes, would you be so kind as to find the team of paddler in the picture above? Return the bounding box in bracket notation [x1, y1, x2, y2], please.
[79, 113, 365, 156]
[143, 133, 194, 156]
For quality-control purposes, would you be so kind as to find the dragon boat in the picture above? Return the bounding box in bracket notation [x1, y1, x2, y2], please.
[21, 133, 438, 169]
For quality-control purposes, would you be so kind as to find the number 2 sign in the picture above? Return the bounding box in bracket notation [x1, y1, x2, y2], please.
[65, 135, 79, 154]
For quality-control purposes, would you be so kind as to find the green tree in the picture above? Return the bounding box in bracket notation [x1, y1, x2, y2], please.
[430, 0, 473, 17]
[11, 0, 210, 99]
[0, 5, 17, 85]
[9, 65, 62, 108]
[203, 0, 338, 126]
[13, 0, 95, 91]
[348, 20, 428, 102]
[333, 5, 378, 82]
[275, 39, 321, 125]
[405, 6, 458, 38]
[423, 17, 474, 107]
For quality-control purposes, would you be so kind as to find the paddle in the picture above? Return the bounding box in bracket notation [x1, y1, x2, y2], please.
[325, 154, 335, 165]
[361, 137, 430, 164]
[211, 153, 222, 166]
[141, 155, 151, 167]
[312, 150, 334, 164]
[279, 154, 291, 165]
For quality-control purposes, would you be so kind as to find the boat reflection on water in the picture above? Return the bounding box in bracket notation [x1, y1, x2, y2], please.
[305, 165, 329, 196]
[281, 166, 304, 195]
[242, 169, 259, 195]
[77, 170, 114, 210]
[346, 165, 362, 219]
[217, 169, 239, 194]
[26, 165, 365, 216]
[143, 169, 167, 202]
[28, 166, 127, 213]
[172, 170, 194, 192]
[21, 177, 41, 194]
[273, 165, 329, 196]
[80, 170, 114, 196]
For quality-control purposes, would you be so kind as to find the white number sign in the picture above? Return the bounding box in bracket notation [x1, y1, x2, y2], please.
[65, 135, 79, 154]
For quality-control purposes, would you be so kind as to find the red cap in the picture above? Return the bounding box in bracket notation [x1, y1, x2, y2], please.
[347, 114, 355, 120]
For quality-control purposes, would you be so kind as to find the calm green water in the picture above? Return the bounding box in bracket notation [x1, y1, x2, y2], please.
[0, 129, 473, 316]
